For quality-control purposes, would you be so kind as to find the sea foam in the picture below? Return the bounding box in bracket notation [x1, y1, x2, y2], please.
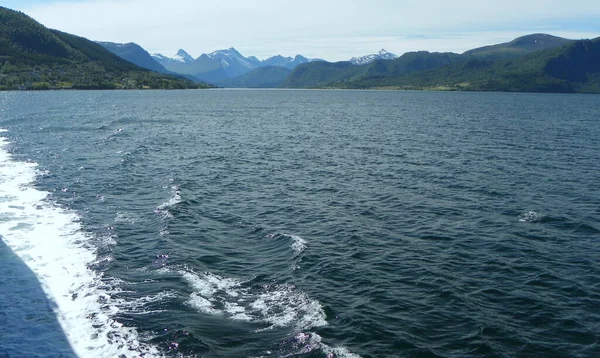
[181, 269, 328, 331]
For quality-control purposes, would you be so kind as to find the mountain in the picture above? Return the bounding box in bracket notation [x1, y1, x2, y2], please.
[281, 61, 365, 88]
[216, 66, 292, 88]
[174, 49, 194, 63]
[97, 41, 167, 73]
[261, 54, 311, 69]
[152, 50, 227, 82]
[152, 48, 314, 84]
[282, 51, 464, 88]
[350, 49, 398, 65]
[152, 49, 210, 75]
[340, 37, 600, 93]
[206, 47, 261, 78]
[464, 34, 572, 60]
[280, 33, 599, 93]
[0, 6, 203, 90]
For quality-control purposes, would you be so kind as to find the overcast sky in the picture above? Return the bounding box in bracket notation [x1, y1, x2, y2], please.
[4, 0, 600, 61]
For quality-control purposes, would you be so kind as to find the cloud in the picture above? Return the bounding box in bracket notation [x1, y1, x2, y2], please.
[12, 0, 600, 61]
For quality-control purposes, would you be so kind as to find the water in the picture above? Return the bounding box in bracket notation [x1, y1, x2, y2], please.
[1, 89, 599, 357]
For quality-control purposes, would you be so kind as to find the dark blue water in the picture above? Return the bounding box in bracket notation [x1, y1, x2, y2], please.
[1, 89, 599, 357]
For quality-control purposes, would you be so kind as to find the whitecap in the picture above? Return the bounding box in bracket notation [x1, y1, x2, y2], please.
[114, 211, 140, 223]
[157, 185, 182, 210]
[288, 234, 307, 256]
[519, 211, 547, 223]
[273, 332, 362, 358]
[266, 232, 307, 257]
[181, 270, 327, 331]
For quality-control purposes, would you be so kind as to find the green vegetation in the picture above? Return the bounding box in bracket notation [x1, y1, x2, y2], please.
[281, 61, 364, 88]
[0, 6, 208, 90]
[463, 34, 572, 60]
[280, 36, 600, 94]
[281, 52, 465, 88]
[339, 38, 600, 93]
[218, 66, 292, 88]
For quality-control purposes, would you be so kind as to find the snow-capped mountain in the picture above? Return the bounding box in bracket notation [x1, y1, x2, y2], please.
[152, 49, 194, 64]
[173, 49, 194, 63]
[205, 48, 262, 77]
[151, 47, 316, 84]
[208, 48, 260, 68]
[350, 49, 398, 65]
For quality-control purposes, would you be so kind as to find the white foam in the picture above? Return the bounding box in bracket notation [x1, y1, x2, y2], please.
[272, 333, 362, 358]
[156, 185, 182, 210]
[119, 290, 176, 315]
[266, 233, 307, 256]
[288, 234, 307, 256]
[181, 270, 327, 331]
[519, 211, 546, 222]
[0, 133, 161, 357]
[115, 211, 141, 223]
[307, 333, 363, 358]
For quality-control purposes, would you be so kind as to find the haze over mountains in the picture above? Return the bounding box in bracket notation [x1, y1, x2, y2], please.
[96, 42, 406, 86]
[96, 33, 600, 93]
[148, 48, 316, 84]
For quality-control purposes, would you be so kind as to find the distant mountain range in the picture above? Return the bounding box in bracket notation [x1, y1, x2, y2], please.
[148, 48, 318, 85]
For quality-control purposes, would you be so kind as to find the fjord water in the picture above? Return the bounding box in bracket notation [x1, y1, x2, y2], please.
[1, 89, 599, 357]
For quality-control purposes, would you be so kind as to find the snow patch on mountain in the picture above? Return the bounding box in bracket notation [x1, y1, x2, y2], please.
[151, 49, 193, 64]
[350, 49, 398, 65]
[207, 48, 259, 69]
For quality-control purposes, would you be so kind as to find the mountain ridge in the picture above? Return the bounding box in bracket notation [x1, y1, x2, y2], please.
[96, 41, 168, 73]
[334, 37, 600, 93]
[463, 33, 572, 60]
[151, 48, 316, 84]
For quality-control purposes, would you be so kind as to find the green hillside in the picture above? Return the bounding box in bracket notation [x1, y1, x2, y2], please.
[217, 66, 292, 88]
[464, 34, 572, 60]
[281, 61, 365, 88]
[282, 52, 465, 88]
[0, 6, 205, 90]
[342, 38, 600, 93]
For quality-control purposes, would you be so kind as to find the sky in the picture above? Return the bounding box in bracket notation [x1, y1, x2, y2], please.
[3, 0, 600, 61]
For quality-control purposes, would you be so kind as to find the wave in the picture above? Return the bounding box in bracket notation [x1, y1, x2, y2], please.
[156, 185, 182, 211]
[0, 132, 161, 357]
[288, 234, 307, 256]
[304, 333, 362, 358]
[265, 232, 307, 269]
[254, 332, 362, 358]
[181, 269, 361, 356]
[181, 270, 327, 331]
[519, 211, 547, 223]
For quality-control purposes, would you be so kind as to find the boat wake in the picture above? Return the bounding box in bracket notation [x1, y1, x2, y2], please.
[0, 131, 161, 358]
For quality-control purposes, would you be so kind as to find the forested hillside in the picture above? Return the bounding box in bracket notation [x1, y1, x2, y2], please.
[0, 7, 206, 90]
